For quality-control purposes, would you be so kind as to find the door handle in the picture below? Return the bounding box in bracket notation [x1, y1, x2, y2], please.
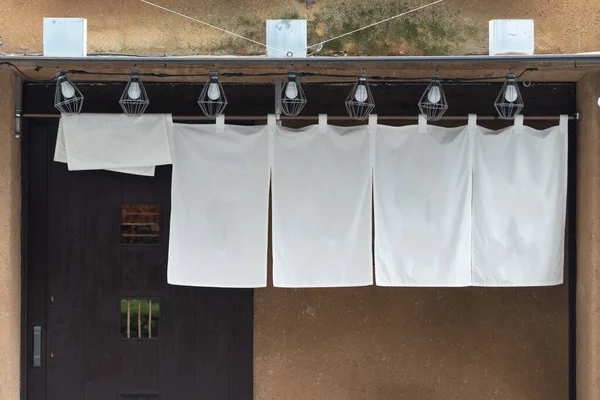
[33, 326, 41, 367]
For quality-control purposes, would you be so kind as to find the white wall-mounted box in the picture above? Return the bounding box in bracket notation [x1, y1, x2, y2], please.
[43, 18, 87, 57]
[266, 20, 307, 58]
[489, 19, 534, 56]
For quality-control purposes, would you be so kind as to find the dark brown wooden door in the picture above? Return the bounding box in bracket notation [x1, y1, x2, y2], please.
[23, 121, 253, 400]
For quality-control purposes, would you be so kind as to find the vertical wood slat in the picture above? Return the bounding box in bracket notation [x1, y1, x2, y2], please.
[45, 127, 88, 400]
[127, 300, 131, 339]
[26, 123, 51, 400]
[138, 300, 142, 339]
[148, 300, 152, 338]
[125, 298, 159, 339]
[83, 169, 123, 400]
[233, 290, 254, 399]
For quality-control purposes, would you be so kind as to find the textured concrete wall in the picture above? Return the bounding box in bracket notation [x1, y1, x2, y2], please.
[0, 0, 599, 56]
[0, 68, 21, 400]
[255, 284, 568, 400]
[577, 72, 600, 400]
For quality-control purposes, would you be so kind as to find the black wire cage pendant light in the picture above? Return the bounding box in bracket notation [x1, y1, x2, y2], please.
[494, 73, 524, 120]
[119, 70, 150, 117]
[345, 73, 375, 120]
[279, 72, 307, 116]
[54, 72, 84, 116]
[418, 75, 448, 121]
[198, 72, 228, 117]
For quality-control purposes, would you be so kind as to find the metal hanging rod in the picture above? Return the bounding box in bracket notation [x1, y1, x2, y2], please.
[19, 113, 580, 121]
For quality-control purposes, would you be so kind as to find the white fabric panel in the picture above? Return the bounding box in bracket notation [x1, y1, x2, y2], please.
[55, 121, 155, 176]
[54, 113, 173, 176]
[374, 119, 473, 286]
[167, 121, 271, 288]
[272, 116, 373, 287]
[472, 115, 568, 286]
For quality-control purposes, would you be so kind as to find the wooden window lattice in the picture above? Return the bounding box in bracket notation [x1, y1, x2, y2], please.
[120, 299, 160, 339]
[121, 204, 161, 244]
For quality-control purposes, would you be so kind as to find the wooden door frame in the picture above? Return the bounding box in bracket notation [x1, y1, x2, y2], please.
[21, 117, 50, 400]
[20, 116, 29, 400]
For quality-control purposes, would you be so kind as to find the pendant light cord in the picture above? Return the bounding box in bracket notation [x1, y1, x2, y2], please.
[1, 61, 539, 82]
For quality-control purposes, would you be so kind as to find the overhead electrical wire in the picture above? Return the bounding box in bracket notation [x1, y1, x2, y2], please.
[305, 0, 444, 53]
[1, 62, 538, 83]
[139, 0, 289, 56]
[0, 61, 52, 82]
[138, 0, 445, 57]
[61, 68, 543, 83]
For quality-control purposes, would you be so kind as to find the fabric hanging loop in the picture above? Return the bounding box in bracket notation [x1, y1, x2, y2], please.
[368, 114, 377, 168]
[418, 114, 428, 133]
[368, 114, 378, 132]
[318, 114, 327, 133]
[267, 114, 276, 169]
[513, 114, 524, 134]
[559, 114, 568, 130]
[468, 113, 477, 128]
[267, 114, 277, 131]
[215, 114, 225, 133]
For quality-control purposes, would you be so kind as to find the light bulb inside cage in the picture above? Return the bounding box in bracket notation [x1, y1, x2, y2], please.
[494, 73, 524, 120]
[54, 72, 84, 116]
[418, 76, 448, 121]
[119, 71, 150, 117]
[198, 72, 227, 118]
[345, 73, 375, 121]
[279, 73, 307, 116]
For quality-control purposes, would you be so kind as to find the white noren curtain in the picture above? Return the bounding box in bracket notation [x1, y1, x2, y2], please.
[374, 115, 474, 286]
[271, 115, 373, 287]
[167, 118, 271, 287]
[472, 115, 568, 286]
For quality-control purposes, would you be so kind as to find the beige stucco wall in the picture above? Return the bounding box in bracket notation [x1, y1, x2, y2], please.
[251, 74, 600, 400]
[255, 284, 569, 400]
[0, 68, 21, 400]
[0, 0, 599, 56]
[577, 72, 600, 400]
